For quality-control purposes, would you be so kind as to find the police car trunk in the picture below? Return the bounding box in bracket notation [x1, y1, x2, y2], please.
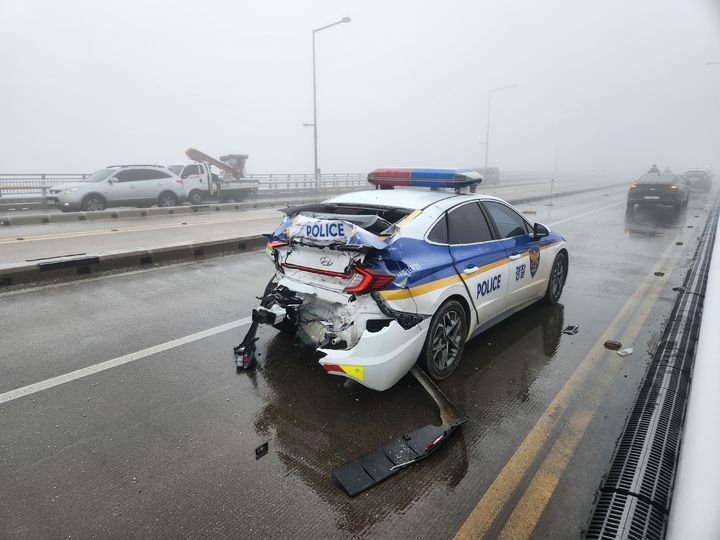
[267, 199, 415, 351]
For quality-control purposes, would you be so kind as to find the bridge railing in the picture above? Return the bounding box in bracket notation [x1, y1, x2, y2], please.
[0, 170, 609, 202]
[0, 173, 368, 199]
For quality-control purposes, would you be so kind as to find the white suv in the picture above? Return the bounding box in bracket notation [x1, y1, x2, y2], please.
[47, 165, 187, 212]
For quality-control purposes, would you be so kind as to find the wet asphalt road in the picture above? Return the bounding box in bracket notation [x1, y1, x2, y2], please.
[0, 185, 715, 538]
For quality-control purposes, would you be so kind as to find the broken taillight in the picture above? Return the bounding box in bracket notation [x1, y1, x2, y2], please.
[343, 266, 395, 294]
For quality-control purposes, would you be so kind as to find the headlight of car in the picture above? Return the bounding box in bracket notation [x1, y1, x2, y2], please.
[63, 187, 80, 193]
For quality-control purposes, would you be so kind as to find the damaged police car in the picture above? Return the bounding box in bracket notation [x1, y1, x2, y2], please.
[235, 168, 568, 391]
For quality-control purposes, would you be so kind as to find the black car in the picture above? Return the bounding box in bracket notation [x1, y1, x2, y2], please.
[627, 173, 691, 211]
[683, 169, 712, 192]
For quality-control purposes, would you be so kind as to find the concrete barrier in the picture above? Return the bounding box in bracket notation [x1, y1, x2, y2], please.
[0, 234, 267, 288]
[0, 195, 331, 226]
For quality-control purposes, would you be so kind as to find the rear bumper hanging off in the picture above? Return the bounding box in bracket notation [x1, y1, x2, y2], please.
[332, 366, 468, 496]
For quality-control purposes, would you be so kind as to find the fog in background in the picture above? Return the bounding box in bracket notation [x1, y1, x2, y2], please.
[1, 0, 719, 175]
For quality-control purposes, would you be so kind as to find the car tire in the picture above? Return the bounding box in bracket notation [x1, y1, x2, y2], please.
[158, 192, 178, 207]
[81, 195, 106, 212]
[188, 190, 204, 205]
[419, 299, 467, 381]
[543, 252, 567, 305]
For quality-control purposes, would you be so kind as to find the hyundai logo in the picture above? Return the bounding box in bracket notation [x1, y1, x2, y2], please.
[320, 257, 334, 267]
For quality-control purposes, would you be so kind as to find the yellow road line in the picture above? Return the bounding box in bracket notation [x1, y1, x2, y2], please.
[0, 213, 278, 245]
[498, 407, 595, 540]
[454, 226, 688, 539]
[497, 269, 671, 539]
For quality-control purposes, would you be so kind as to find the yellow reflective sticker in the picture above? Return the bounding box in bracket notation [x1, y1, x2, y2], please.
[340, 365, 364, 381]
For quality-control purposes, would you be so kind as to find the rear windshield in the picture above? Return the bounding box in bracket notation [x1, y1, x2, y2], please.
[684, 171, 709, 179]
[638, 174, 678, 184]
[282, 203, 412, 234]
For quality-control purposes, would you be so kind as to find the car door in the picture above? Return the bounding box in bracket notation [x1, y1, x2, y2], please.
[111, 169, 145, 205]
[446, 201, 510, 326]
[482, 200, 549, 306]
[132, 168, 172, 203]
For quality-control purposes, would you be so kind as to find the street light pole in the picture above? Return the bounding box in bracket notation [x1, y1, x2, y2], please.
[484, 84, 517, 169]
[310, 17, 351, 189]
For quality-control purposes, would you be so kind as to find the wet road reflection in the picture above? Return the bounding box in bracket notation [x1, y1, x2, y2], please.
[624, 205, 686, 237]
[247, 302, 564, 534]
[249, 332, 469, 533]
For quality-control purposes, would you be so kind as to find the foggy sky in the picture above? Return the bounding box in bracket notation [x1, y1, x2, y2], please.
[1, 0, 719, 175]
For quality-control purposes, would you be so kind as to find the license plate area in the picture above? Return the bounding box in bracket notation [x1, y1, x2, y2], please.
[643, 196, 660, 200]
[284, 247, 354, 275]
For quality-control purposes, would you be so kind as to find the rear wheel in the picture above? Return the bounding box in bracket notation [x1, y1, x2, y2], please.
[158, 192, 178, 207]
[82, 195, 106, 212]
[543, 253, 567, 304]
[420, 299, 467, 380]
[188, 190, 204, 205]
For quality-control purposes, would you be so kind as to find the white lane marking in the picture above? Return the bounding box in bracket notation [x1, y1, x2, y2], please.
[0, 317, 252, 406]
[548, 200, 625, 227]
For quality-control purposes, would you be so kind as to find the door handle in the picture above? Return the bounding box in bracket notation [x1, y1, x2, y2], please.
[463, 266, 479, 274]
[128, 185, 136, 189]
[509, 253, 523, 261]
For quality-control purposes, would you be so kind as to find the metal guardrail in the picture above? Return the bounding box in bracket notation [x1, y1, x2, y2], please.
[0, 173, 368, 199]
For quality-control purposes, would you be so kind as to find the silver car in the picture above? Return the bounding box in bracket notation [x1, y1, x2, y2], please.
[47, 165, 187, 212]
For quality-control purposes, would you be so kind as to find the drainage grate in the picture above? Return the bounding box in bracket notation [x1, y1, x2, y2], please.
[585, 195, 719, 540]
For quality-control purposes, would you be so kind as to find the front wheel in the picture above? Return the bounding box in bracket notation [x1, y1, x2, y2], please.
[543, 253, 567, 304]
[419, 300, 467, 380]
[82, 195, 106, 212]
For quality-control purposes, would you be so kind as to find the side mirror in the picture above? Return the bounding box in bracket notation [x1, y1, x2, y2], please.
[108, 177, 118, 183]
[533, 222, 549, 239]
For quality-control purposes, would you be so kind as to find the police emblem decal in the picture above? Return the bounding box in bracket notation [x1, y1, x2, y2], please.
[528, 246, 541, 277]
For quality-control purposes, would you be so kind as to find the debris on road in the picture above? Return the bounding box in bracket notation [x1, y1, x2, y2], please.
[255, 442, 269, 460]
[654, 272, 665, 277]
[617, 347, 634, 357]
[332, 367, 467, 496]
[604, 340, 622, 351]
[562, 324, 580, 335]
[673, 286, 686, 292]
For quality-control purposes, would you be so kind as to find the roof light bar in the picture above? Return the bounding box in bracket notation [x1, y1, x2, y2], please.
[367, 168, 483, 189]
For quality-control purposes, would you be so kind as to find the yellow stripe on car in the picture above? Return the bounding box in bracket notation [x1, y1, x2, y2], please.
[379, 241, 565, 301]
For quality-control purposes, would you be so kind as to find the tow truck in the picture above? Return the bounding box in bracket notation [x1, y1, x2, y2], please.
[176, 148, 260, 204]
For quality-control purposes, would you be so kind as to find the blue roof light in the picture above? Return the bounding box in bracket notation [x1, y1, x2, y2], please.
[368, 168, 483, 189]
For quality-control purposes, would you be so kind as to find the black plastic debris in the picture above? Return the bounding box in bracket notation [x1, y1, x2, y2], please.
[654, 272, 665, 277]
[672, 286, 686, 292]
[333, 367, 467, 496]
[604, 340, 622, 351]
[562, 324, 580, 335]
[255, 442, 269, 460]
